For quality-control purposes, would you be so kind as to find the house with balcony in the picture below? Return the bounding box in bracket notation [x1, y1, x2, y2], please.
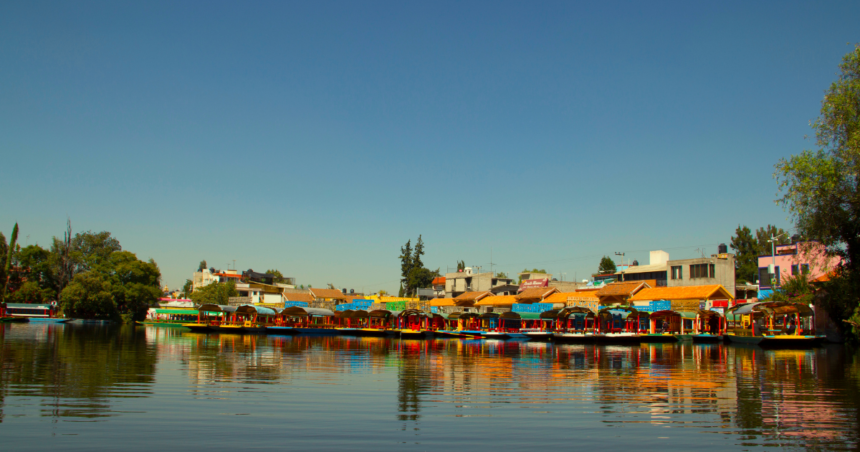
[445, 268, 514, 298]
[757, 241, 842, 291]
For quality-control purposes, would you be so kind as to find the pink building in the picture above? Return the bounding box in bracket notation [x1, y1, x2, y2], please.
[757, 241, 842, 289]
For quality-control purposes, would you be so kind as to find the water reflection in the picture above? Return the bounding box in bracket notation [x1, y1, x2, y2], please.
[0, 323, 156, 422]
[1, 324, 859, 450]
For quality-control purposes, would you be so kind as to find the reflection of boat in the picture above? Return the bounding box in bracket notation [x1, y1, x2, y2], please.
[725, 301, 825, 347]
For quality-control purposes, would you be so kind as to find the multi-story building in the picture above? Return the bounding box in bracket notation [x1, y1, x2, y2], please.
[614, 247, 736, 297]
[445, 268, 514, 298]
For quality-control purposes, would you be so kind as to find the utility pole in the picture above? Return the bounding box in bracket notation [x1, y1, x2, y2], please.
[615, 252, 625, 281]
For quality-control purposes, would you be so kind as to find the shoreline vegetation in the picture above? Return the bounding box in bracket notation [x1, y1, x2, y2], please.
[0, 220, 161, 323]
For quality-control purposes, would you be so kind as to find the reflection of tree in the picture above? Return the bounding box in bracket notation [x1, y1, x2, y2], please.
[732, 346, 860, 448]
[396, 341, 431, 422]
[0, 323, 157, 421]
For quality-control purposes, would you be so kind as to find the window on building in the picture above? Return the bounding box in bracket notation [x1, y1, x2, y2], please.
[802, 264, 810, 274]
[709, 264, 715, 278]
[791, 264, 798, 275]
[671, 266, 682, 280]
[690, 263, 711, 279]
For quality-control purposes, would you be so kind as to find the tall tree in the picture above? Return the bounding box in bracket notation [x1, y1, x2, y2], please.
[597, 256, 617, 275]
[181, 279, 193, 299]
[775, 44, 860, 336]
[2, 223, 19, 301]
[457, 260, 465, 271]
[199, 260, 207, 271]
[399, 239, 413, 293]
[730, 225, 790, 283]
[51, 219, 74, 295]
[413, 235, 425, 271]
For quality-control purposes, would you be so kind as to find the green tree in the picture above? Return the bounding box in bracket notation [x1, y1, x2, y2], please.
[199, 260, 207, 271]
[69, 231, 121, 274]
[9, 281, 54, 304]
[106, 251, 161, 321]
[2, 223, 19, 301]
[456, 260, 465, 271]
[189, 281, 237, 306]
[730, 225, 790, 283]
[518, 268, 548, 283]
[181, 279, 193, 298]
[399, 239, 413, 293]
[265, 269, 285, 283]
[775, 44, 860, 337]
[598, 257, 617, 275]
[495, 271, 508, 279]
[60, 272, 117, 320]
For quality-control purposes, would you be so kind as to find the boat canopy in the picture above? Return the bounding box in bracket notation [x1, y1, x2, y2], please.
[649, 310, 680, 319]
[368, 310, 392, 319]
[728, 302, 762, 316]
[448, 312, 480, 321]
[153, 309, 199, 315]
[559, 307, 595, 319]
[280, 307, 334, 317]
[756, 301, 814, 317]
[398, 309, 429, 317]
[236, 305, 278, 316]
[597, 306, 638, 318]
[197, 304, 237, 313]
[696, 309, 724, 319]
[498, 311, 521, 320]
[539, 309, 560, 319]
[334, 309, 354, 318]
[479, 312, 500, 319]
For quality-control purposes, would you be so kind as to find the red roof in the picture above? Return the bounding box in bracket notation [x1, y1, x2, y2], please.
[432, 277, 446, 285]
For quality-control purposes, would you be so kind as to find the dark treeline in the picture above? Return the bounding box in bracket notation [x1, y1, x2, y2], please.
[0, 220, 161, 321]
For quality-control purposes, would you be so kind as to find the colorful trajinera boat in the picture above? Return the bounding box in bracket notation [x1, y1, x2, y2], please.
[639, 309, 681, 342]
[393, 309, 440, 338]
[552, 307, 596, 343]
[138, 308, 199, 327]
[725, 301, 824, 347]
[3, 303, 65, 323]
[520, 309, 558, 340]
[686, 309, 727, 343]
[182, 304, 237, 332]
[592, 306, 642, 344]
[482, 311, 527, 339]
[272, 306, 336, 335]
[435, 312, 483, 338]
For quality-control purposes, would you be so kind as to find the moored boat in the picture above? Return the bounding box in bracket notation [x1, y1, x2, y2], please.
[725, 301, 824, 347]
[552, 307, 596, 343]
[274, 306, 338, 335]
[4, 303, 65, 323]
[592, 306, 642, 344]
[639, 310, 681, 343]
[520, 309, 558, 340]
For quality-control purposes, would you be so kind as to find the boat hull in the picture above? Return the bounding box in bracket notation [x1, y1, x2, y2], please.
[523, 331, 553, 341]
[266, 326, 298, 335]
[726, 334, 825, 348]
[691, 334, 724, 343]
[181, 323, 213, 333]
[137, 320, 187, 327]
[294, 327, 341, 335]
[639, 333, 678, 343]
[1, 317, 30, 323]
[552, 332, 595, 343]
[593, 333, 641, 344]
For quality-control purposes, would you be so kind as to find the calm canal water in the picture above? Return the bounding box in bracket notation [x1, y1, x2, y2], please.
[1, 323, 859, 451]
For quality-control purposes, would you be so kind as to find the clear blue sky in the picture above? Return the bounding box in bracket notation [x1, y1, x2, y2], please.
[1, 1, 858, 293]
